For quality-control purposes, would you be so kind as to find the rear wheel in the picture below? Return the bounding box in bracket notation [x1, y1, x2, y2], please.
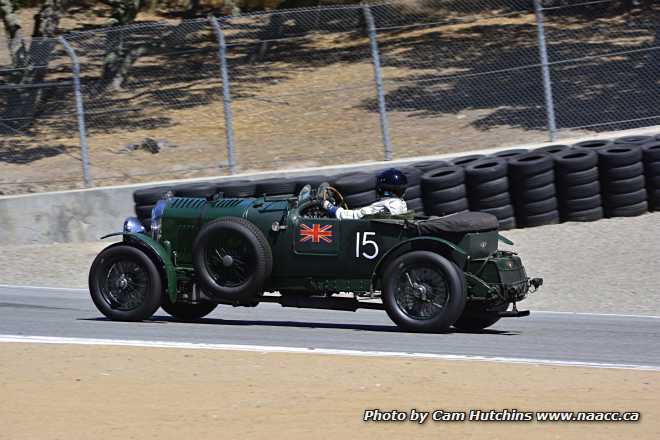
[89, 244, 163, 321]
[161, 297, 217, 321]
[382, 251, 465, 332]
[453, 303, 509, 331]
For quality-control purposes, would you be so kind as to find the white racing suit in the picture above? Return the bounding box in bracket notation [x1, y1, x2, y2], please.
[332, 197, 407, 220]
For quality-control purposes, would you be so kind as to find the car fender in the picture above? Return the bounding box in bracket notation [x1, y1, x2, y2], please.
[101, 232, 177, 302]
[370, 236, 467, 290]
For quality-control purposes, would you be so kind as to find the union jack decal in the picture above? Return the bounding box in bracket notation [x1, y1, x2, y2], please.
[299, 223, 333, 244]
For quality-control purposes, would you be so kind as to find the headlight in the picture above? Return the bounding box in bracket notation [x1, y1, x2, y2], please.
[151, 199, 168, 240]
[123, 217, 145, 234]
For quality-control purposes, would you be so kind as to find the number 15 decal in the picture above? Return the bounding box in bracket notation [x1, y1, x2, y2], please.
[355, 232, 379, 259]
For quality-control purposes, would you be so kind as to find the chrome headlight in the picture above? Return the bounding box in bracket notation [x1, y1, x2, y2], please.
[151, 199, 168, 240]
[123, 217, 145, 234]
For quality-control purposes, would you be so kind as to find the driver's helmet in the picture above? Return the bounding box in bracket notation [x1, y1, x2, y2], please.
[376, 168, 407, 198]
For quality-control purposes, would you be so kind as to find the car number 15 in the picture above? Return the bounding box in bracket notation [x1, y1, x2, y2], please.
[355, 232, 379, 259]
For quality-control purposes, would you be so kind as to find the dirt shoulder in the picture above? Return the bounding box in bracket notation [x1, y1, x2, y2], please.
[0, 342, 657, 440]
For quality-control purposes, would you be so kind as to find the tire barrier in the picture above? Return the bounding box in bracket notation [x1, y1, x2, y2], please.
[401, 166, 424, 214]
[597, 145, 648, 217]
[553, 149, 603, 222]
[464, 158, 516, 230]
[133, 132, 660, 232]
[421, 166, 470, 217]
[642, 141, 660, 211]
[508, 152, 560, 227]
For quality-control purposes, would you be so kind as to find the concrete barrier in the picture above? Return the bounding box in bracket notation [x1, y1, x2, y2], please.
[2, 127, 658, 245]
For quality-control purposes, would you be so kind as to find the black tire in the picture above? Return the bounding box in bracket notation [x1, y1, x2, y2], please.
[511, 169, 555, 189]
[345, 190, 379, 208]
[554, 149, 598, 173]
[161, 297, 217, 321]
[536, 144, 571, 155]
[89, 244, 163, 321]
[470, 176, 509, 198]
[604, 189, 647, 208]
[561, 206, 604, 222]
[641, 141, 660, 162]
[406, 198, 424, 213]
[470, 192, 511, 209]
[478, 204, 514, 219]
[515, 183, 556, 203]
[255, 178, 296, 196]
[519, 196, 558, 215]
[412, 160, 450, 173]
[465, 158, 508, 185]
[382, 251, 466, 332]
[192, 217, 272, 303]
[645, 161, 660, 177]
[450, 154, 486, 167]
[614, 135, 653, 145]
[597, 146, 642, 168]
[424, 184, 467, 204]
[556, 166, 599, 186]
[294, 175, 328, 193]
[425, 198, 469, 217]
[602, 161, 644, 180]
[174, 183, 219, 199]
[453, 302, 509, 331]
[400, 166, 422, 186]
[508, 152, 554, 177]
[217, 180, 256, 198]
[561, 194, 602, 211]
[331, 173, 376, 194]
[133, 186, 173, 205]
[491, 149, 529, 160]
[517, 210, 560, 227]
[573, 139, 613, 151]
[606, 201, 648, 218]
[560, 180, 601, 199]
[421, 166, 465, 191]
[603, 175, 645, 194]
[404, 185, 422, 200]
[647, 175, 660, 189]
[498, 217, 517, 230]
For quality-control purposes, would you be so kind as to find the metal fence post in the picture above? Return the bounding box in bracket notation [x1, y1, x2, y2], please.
[533, 0, 558, 142]
[210, 17, 236, 175]
[362, 4, 392, 161]
[58, 36, 93, 187]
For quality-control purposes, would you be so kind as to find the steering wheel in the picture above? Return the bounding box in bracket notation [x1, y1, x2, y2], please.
[299, 185, 348, 218]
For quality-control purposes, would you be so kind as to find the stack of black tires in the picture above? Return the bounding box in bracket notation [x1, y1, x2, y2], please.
[401, 166, 424, 214]
[464, 158, 516, 230]
[508, 152, 560, 227]
[553, 149, 604, 221]
[332, 172, 378, 208]
[594, 145, 648, 217]
[643, 139, 660, 211]
[421, 166, 469, 217]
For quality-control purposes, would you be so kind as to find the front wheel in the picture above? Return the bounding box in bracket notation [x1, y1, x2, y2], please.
[89, 244, 163, 321]
[382, 251, 466, 333]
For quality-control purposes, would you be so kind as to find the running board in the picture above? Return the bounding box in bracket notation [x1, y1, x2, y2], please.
[259, 295, 385, 312]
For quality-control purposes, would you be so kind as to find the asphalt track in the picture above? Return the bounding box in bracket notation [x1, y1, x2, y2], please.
[1, 285, 659, 369]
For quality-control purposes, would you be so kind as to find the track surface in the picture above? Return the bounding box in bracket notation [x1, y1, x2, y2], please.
[1, 286, 659, 368]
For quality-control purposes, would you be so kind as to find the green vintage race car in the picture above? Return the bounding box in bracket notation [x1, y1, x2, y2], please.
[89, 184, 542, 332]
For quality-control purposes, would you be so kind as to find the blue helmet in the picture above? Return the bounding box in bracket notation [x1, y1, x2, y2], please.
[376, 168, 407, 197]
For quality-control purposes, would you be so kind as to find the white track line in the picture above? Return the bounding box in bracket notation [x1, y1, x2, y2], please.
[1, 335, 658, 372]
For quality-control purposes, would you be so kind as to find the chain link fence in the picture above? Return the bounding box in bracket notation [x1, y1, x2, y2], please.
[0, 0, 658, 194]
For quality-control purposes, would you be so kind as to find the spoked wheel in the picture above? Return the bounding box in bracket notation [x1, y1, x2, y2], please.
[453, 302, 509, 332]
[382, 251, 466, 332]
[89, 244, 163, 321]
[193, 217, 272, 303]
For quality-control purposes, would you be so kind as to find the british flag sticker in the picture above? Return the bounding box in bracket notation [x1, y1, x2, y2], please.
[299, 223, 333, 244]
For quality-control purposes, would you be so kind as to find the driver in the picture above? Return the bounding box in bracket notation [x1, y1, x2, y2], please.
[322, 168, 408, 220]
